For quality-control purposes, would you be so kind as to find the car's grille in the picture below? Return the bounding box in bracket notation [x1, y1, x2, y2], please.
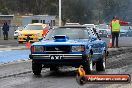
[45, 45, 71, 54]
[24, 34, 33, 36]
[29, 38, 33, 40]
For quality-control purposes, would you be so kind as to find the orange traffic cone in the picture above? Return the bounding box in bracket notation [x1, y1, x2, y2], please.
[78, 65, 86, 76]
[25, 41, 31, 48]
[108, 35, 112, 48]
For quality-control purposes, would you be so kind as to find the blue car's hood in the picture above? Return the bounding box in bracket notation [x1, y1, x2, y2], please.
[32, 39, 90, 46]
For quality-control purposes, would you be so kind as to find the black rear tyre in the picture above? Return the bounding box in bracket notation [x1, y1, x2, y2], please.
[83, 58, 92, 74]
[96, 54, 106, 71]
[32, 62, 42, 75]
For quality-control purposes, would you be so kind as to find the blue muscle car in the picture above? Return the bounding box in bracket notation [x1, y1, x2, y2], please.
[29, 25, 108, 75]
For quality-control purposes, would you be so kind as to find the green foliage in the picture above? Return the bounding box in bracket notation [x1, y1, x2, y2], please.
[1, 8, 9, 15]
[0, 0, 131, 23]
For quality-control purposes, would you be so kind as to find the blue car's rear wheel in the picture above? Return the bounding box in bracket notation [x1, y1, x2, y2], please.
[96, 54, 106, 71]
[83, 58, 92, 74]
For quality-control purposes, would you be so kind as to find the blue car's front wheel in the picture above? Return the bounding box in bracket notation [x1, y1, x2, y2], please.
[32, 62, 42, 75]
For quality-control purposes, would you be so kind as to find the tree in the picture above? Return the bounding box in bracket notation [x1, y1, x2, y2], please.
[0, 0, 131, 23]
[62, 0, 85, 24]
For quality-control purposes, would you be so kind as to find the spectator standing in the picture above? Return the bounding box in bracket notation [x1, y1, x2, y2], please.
[2, 22, 9, 40]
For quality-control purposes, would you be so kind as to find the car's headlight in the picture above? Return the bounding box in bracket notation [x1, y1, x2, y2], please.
[31, 46, 44, 52]
[18, 33, 22, 36]
[71, 45, 85, 52]
[35, 33, 40, 36]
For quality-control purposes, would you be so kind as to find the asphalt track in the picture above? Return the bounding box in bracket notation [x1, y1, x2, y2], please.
[0, 38, 132, 88]
[0, 48, 132, 88]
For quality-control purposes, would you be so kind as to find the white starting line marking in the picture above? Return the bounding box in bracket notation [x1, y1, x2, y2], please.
[0, 50, 12, 52]
[0, 45, 5, 46]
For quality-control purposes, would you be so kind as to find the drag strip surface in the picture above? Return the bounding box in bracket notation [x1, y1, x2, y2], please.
[0, 48, 132, 88]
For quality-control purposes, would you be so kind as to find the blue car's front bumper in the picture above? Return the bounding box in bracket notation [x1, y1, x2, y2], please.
[30, 54, 87, 67]
[29, 53, 102, 67]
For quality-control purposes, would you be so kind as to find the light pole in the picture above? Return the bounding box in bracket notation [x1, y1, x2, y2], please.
[59, 0, 61, 26]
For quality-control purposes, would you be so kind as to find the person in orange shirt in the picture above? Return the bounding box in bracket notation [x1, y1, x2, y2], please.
[110, 16, 130, 48]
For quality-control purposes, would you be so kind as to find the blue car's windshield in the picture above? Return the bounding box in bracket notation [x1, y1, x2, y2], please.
[45, 27, 89, 40]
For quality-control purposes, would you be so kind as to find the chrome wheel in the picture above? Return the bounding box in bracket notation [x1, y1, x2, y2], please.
[90, 59, 93, 71]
